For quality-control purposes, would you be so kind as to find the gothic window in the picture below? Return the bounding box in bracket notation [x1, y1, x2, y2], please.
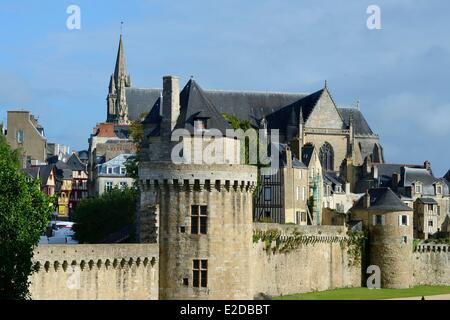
[319, 142, 334, 171]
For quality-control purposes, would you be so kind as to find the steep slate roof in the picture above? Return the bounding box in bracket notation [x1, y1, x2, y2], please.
[354, 188, 412, 212]
[177, 80, 232, 133]
[400, 167, 447, 195]
[126, 81, 375, 138]
[23, 165, 54, 186]
[339, 108, 374, 135]
[125, 88, 161, 121]
[66, 153, 86, 171]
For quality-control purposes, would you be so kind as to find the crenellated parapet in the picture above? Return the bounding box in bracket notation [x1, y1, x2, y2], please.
[33, 244, 158, 273]
[415, 244, 450, 253]
[139, 163, 258, 193]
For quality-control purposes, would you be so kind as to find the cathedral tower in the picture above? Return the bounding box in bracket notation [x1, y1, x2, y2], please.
[107, 34, 131, 124]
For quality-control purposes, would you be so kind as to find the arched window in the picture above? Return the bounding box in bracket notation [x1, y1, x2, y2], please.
[319, 142, 334, 171]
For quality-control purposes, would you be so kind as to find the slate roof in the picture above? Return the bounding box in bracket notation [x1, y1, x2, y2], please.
[126, 81, 376, 138]
[66, 153, 86, 171]
[417, 198, 438, 205]
[276, 143, 307, 169]
[400, 167, 449, 196]
[23, 165, 54, 186]
[339, 108, 374, 135]
[353, 188, 412, 212]
[125, 88, 161, 121]
[301, 144, 315, 167]
[177, 80, 232, 134]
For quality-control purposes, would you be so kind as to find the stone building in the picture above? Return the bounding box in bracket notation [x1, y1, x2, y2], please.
[138, 75, 257, 299]
[254, 144, 310, 225]
[95, 153, 135, 195]
[354, 160, 450, 238]
[105, 35, 384, 185]
[6, 111, 47, 166]
[350, 188, 414, 289]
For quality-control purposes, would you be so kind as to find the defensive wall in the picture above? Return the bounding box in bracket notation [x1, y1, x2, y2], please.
[29, 244, 159, 300]
[250, 223, 362, 297]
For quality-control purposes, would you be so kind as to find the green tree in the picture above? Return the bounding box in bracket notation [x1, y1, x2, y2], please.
[125, 112, 148, 184]
[0, 128, 53, 299]
[72, 187, 138, 243]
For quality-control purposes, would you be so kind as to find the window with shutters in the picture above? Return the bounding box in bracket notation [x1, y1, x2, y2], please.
[191, 205, 208, 234]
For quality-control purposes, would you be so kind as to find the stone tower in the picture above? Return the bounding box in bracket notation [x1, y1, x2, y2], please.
[351, 188, 413, 288]
[107, 34, 131, 124]
[138, 76, 258, 299]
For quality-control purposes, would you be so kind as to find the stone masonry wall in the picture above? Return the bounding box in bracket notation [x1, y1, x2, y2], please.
[29, 244, 158, 300]
[413, 244, 450, 286]
[251, 223, 361, 297]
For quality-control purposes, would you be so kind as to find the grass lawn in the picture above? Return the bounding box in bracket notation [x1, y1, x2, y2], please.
[274, 286, 450, 300]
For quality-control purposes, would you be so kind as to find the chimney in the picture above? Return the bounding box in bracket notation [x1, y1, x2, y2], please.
[392, 173, 400, 190]
[372, 166, 378, 179]
[424, 160, 432, 173]
[364, 189, 371, 208]
[162, 75, 180, 135]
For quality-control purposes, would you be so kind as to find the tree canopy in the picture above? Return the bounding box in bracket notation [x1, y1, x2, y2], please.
[72, 187, 138, 243]
[0, 128, 53, 299]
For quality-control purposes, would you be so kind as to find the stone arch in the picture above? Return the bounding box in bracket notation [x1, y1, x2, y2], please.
[319, 142, 334, 171]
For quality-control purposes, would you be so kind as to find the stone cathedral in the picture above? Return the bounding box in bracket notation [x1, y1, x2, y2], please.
[106, 35, 384, 181]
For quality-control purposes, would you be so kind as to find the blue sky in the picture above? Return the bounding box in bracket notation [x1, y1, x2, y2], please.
[0, 0, 449, 176]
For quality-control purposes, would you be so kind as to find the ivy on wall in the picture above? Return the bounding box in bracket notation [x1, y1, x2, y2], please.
[253, 228, 366, 259]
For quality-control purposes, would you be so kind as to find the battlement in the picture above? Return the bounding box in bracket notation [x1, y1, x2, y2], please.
[415, 243, 450, 253]
[33, 244, 158, 272]
[139, 162, 257, 191]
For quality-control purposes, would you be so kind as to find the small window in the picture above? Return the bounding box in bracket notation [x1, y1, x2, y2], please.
[415, 185, 422, 194]
[180, 226, 186, 233]
[16, 130, 24, 144]
[119, 181, 127, 190]
[374, 215, 383, 225]
[402, 236, 408, 244]
[183, 278, 189, 286]
[436, 185, 442, 195]
[194, 119, 207, 131]
[428, 204, 434, 212]
[401, 215, 408, 226]
[264, 187, 272, 201]
[107, 167, 113, 174]
[120, 167, 126, 175]
[428, 220, 433, 227]
[301, 212, 307, 222]
[191, 205, 208, 234]
[105, 181, 113, 191]
[193, 259, 207, 288]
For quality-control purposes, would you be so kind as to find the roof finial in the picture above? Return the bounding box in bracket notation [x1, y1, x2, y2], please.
[324, 80, 328, 89]
[120, 21, 124, 35]
[356, 99, 360, 110]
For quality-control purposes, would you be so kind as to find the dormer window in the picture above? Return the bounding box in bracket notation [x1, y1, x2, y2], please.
[414, 183, 422, 194]
[436, 184, 442, 195]
[194, 118, 208, 131]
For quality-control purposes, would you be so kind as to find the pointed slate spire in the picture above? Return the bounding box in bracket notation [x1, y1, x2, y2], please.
[114, 34, 127, 84]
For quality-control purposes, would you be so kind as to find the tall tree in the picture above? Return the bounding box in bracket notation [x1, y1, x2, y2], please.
[0, 128, 53, 299]
[72, 187, 138, 243]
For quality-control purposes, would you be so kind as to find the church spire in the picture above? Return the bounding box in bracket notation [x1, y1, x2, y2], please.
[107, 34, 131, 124]
[114, 34, 129, 85]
